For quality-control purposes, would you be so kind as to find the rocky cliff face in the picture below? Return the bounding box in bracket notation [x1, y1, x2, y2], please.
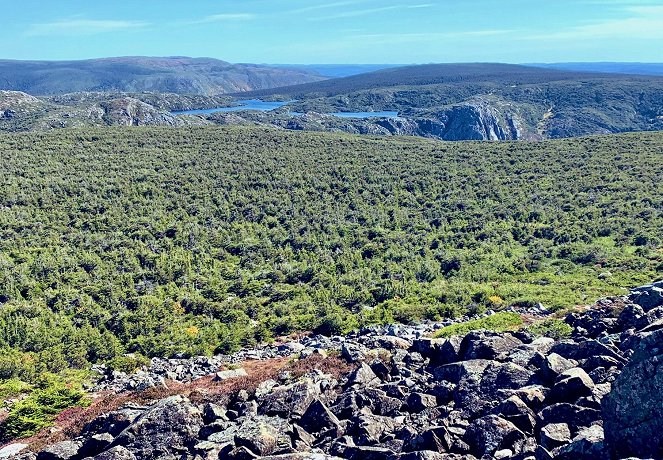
[198, 98, 535, 142]
[0, 93, 211, 132]
[99, 98, 185, 127]
[3, 281, 663, 460]
[421, 100, 534, 141]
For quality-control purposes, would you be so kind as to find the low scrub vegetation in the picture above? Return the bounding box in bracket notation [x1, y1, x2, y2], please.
[0, 373, 89, 442]
[0, 126, 661, 436]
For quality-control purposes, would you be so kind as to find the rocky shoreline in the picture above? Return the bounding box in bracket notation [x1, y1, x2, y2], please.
[2, 281, 662, 460]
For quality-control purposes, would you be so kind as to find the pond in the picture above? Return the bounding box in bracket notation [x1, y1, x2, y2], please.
[171, 99, 295, 115]
[172, 99, 401, 119]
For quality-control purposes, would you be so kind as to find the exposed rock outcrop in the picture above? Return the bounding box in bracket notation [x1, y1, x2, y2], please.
[6, 281, 663, 460]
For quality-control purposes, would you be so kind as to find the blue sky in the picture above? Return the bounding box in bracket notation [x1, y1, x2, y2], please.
[3, 0, 663, 63]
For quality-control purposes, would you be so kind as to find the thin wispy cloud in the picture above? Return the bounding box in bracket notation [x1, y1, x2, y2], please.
[312, 3, 433, 20]
[351, 29, 514, 45]
[193, 13, 256, 24]
[289, 1, 372, 14]
[25, 19, 149, 37]
[581, 0, 662, 5]
[525, 3, 663, 40]
[273, 28, 514, 57]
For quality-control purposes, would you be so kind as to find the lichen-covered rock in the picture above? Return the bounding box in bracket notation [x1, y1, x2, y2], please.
[258, 379, 321, 418]
[299, 399, 342, 435]
[603, 329, 663, 459]
[37, 441, 82, 460]
[629, 282, 663, 311]
[539, 423, 571, 450]
[459, 332, 522, 361]
[93, 446, 137, 460]
[463, 415, 526, 458]
[547, 367, 595, 404]
[0, 444, 28, 460]
[111, 395, 203, 459]
[213, 368, 248, 381]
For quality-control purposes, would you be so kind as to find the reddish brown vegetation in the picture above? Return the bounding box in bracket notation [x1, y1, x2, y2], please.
[23, 354, 356, 452]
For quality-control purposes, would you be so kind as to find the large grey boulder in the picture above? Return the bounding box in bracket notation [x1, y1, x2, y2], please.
[554, 425, 606, 460]
[406, 392, 438, 412]
[538, 403, 601, 432]
[93, 446, 136, 460]
[403, 426, 453, 453]
[213, 368, 248, 381]
[258, 379, 321, 418]
[538, 353, 576, 383]
[0, 445, 28, 459]
[345, 362, 381, 387]
[234, 418, 291, 456]
[539, 423, 571, 451]
[629, 282, 663, 311]
[550, 339, 625, 364]
[432, 359, 492, 384]
[603, 329, 663, 458]
[454, 361, 533, 417]
[79, 433, 114, 458]
[111, 395, 203, 459]
[493, 395, 537, 435]
[458, 332, 522, 361]
[299, 399, 342, 435]
[82, 407, 144, 437]
[37, 441, 82, 460]
[463, 415, 526, 458]
[547, 367, 595, 404]
[412, 336, 462, 364]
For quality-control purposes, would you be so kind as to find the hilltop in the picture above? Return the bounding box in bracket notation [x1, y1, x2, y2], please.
[532, 62, 663, 77]
[243, 63, 606, 98]
[0, 57, 325, 96]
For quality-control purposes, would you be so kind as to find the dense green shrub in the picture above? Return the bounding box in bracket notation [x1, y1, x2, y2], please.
[0, 375, 88, 442]
[0, 126, 660, 379]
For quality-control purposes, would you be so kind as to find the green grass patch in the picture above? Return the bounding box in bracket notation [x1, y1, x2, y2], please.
[432, 312, 524, 338]
[526, 318, 573, 340]
[0, 378, 33, 400]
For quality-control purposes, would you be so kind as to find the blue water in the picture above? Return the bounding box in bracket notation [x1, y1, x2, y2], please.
[172, 99, 400, 119]
[172, 99, 295, 115]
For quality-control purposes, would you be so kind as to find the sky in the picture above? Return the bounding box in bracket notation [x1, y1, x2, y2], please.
[3, 0, 663, 64]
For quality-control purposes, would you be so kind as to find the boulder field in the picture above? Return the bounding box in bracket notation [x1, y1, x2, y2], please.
[2, 281, 662, 460]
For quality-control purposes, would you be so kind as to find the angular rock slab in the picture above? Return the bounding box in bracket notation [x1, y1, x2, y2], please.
[603, 329, 663, 459]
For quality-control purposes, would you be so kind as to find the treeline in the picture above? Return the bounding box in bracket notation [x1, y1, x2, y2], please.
[0, 126, 661, 382]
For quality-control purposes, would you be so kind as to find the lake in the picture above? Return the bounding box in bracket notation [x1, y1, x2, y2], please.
[171, 99, 295, 115]
[172, 99, 401, 119]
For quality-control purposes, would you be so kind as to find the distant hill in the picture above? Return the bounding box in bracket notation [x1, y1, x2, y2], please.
[242, 63, 615, 98]
[0, 56, 325, 95]
[3, 63, 663, 141]
[272, 64, 402, 78]
[242, 63, 663, 140]
[531, 62, 663, 77]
